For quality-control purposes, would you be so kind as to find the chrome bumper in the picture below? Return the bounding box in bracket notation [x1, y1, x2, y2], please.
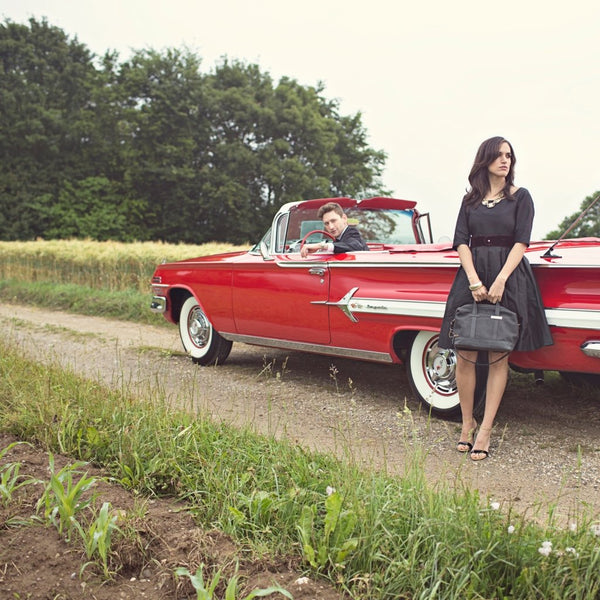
[582, 340, 600, 359]
[150, 295, 167, 313]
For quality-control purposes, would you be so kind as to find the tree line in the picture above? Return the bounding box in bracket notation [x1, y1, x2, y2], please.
[0, 18, 388, 243]
[1, 19, 597, 244]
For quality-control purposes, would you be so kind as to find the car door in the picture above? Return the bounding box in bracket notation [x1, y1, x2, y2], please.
[231, 254, 331, 344]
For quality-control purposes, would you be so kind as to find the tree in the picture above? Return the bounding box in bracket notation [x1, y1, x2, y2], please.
[198, 61, 388, 243]
[545, 191, 600, 239]
[116, 48, 209, 242]
[0, 19, 389, 244]
[0, 18, 99, 239]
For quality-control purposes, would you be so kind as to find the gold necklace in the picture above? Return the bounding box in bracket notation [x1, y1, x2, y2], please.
[482, 194, 504, 208]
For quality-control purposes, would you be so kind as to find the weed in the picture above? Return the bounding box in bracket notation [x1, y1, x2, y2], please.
[175, 562, 292, 599]
[36, 453, 98, 540]
[297, 487, 359, 571]
[76, 501, 122, 579]
[0, 442, 40, 506]
[257, 356, 289, 381]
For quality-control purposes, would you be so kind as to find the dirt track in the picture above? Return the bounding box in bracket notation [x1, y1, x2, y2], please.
[1, 302, 599, 523]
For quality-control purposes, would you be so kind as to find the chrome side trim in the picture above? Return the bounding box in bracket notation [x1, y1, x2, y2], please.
[219, 332, 393, 363]
[581, 341, 600, 359]
[312, 289, 600, 330]
[276, 260, 457, 269]
[312, 287, 361, 322]
[274, 258, 600, 269]
[328, 261, 457, 268]
[346, 298, 446, 320]
[312, 290, 447, 322]
[544, 308, 600, 330]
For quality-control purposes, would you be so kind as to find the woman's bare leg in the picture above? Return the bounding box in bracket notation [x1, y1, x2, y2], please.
[471, 353, 509, 460]
[456, 351, 478, 451]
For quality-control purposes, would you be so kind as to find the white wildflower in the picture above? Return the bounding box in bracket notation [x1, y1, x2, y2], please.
[590, 523, 600, 536]
[538, 541, 552, 557]
[565, 547, 579, 558]
[569, 522, 577, 532]
[507, 525, 515, 534]
[326, 486, 336, 496]
[294, 576, 310, 586]
[490, 501, 500, 510]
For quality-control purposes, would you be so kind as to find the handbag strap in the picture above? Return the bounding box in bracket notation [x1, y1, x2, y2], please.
[456, 350, 510, 366]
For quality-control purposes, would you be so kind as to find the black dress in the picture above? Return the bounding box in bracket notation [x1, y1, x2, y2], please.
[438, 188, 553, 352]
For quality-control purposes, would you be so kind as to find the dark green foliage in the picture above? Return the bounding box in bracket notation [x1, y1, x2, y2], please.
[0, 18, 388, 244]
[545, 191, 600, 240]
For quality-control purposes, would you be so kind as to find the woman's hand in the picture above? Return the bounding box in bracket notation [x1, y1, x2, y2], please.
[487, 277, 506, 304]
[471, 285, 488, 302]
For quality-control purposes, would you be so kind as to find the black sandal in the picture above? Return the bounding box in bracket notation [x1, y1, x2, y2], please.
[470, 426, 492, 461]
[456, 420, 477, 453]
[470, 449, 489, 461]
[456, 441, 473, 453]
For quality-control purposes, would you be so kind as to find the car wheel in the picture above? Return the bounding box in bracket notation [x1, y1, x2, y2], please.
[179, 296, 232, 365]
[406, 331, 487, 420]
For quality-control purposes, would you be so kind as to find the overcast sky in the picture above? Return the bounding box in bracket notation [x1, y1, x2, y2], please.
[3, 0, 599, 240]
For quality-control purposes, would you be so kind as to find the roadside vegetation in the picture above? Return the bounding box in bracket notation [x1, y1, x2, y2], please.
[2, 239, 600, 598]
[0, 239, 246, 324]
[1, 340, 600, 598]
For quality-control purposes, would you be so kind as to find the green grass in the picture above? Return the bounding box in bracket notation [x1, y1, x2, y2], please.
[1, 342, 600, 599]
[2, 239, 600, 597]
[0, 279, 166, 326]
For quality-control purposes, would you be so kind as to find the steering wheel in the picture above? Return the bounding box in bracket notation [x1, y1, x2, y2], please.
[300, 229, 336, 250]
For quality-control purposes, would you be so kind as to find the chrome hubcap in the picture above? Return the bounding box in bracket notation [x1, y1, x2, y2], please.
[426, 343, 457, 395]
[188, 307, 210, 348]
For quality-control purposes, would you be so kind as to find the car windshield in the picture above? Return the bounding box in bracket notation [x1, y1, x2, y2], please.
[345, 208, 417, 244]
[278, 207, 417, 250]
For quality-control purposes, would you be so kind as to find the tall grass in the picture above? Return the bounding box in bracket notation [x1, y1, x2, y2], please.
[1, 341, 599, 599]
[0, 279, 164, 325]
[0, 239, 247, 323]
[0, 239, 248, 294]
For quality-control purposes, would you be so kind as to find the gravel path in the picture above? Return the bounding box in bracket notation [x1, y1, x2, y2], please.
[1, 303, 599, 524]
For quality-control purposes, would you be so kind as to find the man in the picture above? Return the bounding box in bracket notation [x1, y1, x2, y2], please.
[300, 202, 369, 257]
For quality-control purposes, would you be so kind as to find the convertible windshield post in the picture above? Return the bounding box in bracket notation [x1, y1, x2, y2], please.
[416, 212, 433, 243]
[259, 239, 273, 260]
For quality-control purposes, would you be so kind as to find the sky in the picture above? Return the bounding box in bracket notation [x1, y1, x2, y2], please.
[2, 0, 599, 240]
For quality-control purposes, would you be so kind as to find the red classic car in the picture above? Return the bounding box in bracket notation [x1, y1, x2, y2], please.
[150, 196, 600, 419]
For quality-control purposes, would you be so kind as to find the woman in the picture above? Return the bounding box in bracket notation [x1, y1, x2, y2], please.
[438, 136, 553, 461]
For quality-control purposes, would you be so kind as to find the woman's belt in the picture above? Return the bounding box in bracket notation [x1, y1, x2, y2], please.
[470, 235, 514, 247]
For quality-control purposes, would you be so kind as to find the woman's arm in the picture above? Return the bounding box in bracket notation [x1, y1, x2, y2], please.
[487, 242, 527, 303]
[457, 244, 488, 302]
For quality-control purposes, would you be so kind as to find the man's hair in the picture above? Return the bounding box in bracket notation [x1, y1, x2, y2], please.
[317, 202, 345, 219]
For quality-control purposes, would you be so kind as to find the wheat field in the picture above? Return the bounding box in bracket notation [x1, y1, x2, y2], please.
[0, 239, 249, 293]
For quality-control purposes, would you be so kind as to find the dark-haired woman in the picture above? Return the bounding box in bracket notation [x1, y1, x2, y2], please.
[438, 136, 552, 461]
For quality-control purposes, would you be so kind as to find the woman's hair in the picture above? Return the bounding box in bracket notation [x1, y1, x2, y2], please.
[463, 136, 516, 207]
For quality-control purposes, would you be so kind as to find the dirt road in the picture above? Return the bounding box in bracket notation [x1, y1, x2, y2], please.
[1, 302, 599, 523]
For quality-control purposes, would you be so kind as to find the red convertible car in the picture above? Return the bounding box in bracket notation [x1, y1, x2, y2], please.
[150, 196, 600, 418]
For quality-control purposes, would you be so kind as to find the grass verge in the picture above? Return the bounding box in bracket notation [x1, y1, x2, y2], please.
[1, 342, 599, 599]
[0, 279, 166, 326]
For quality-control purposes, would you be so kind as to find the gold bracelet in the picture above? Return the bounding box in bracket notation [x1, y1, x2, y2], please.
[468, 281, 483, 291]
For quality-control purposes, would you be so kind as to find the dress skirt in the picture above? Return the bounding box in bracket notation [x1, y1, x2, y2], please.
[438, 246, 553, 352]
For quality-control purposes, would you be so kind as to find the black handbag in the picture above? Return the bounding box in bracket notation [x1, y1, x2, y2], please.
[451, 302, 519, 362]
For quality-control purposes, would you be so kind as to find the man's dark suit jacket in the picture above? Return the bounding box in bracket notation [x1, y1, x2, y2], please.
[333, 226, 369, 253]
